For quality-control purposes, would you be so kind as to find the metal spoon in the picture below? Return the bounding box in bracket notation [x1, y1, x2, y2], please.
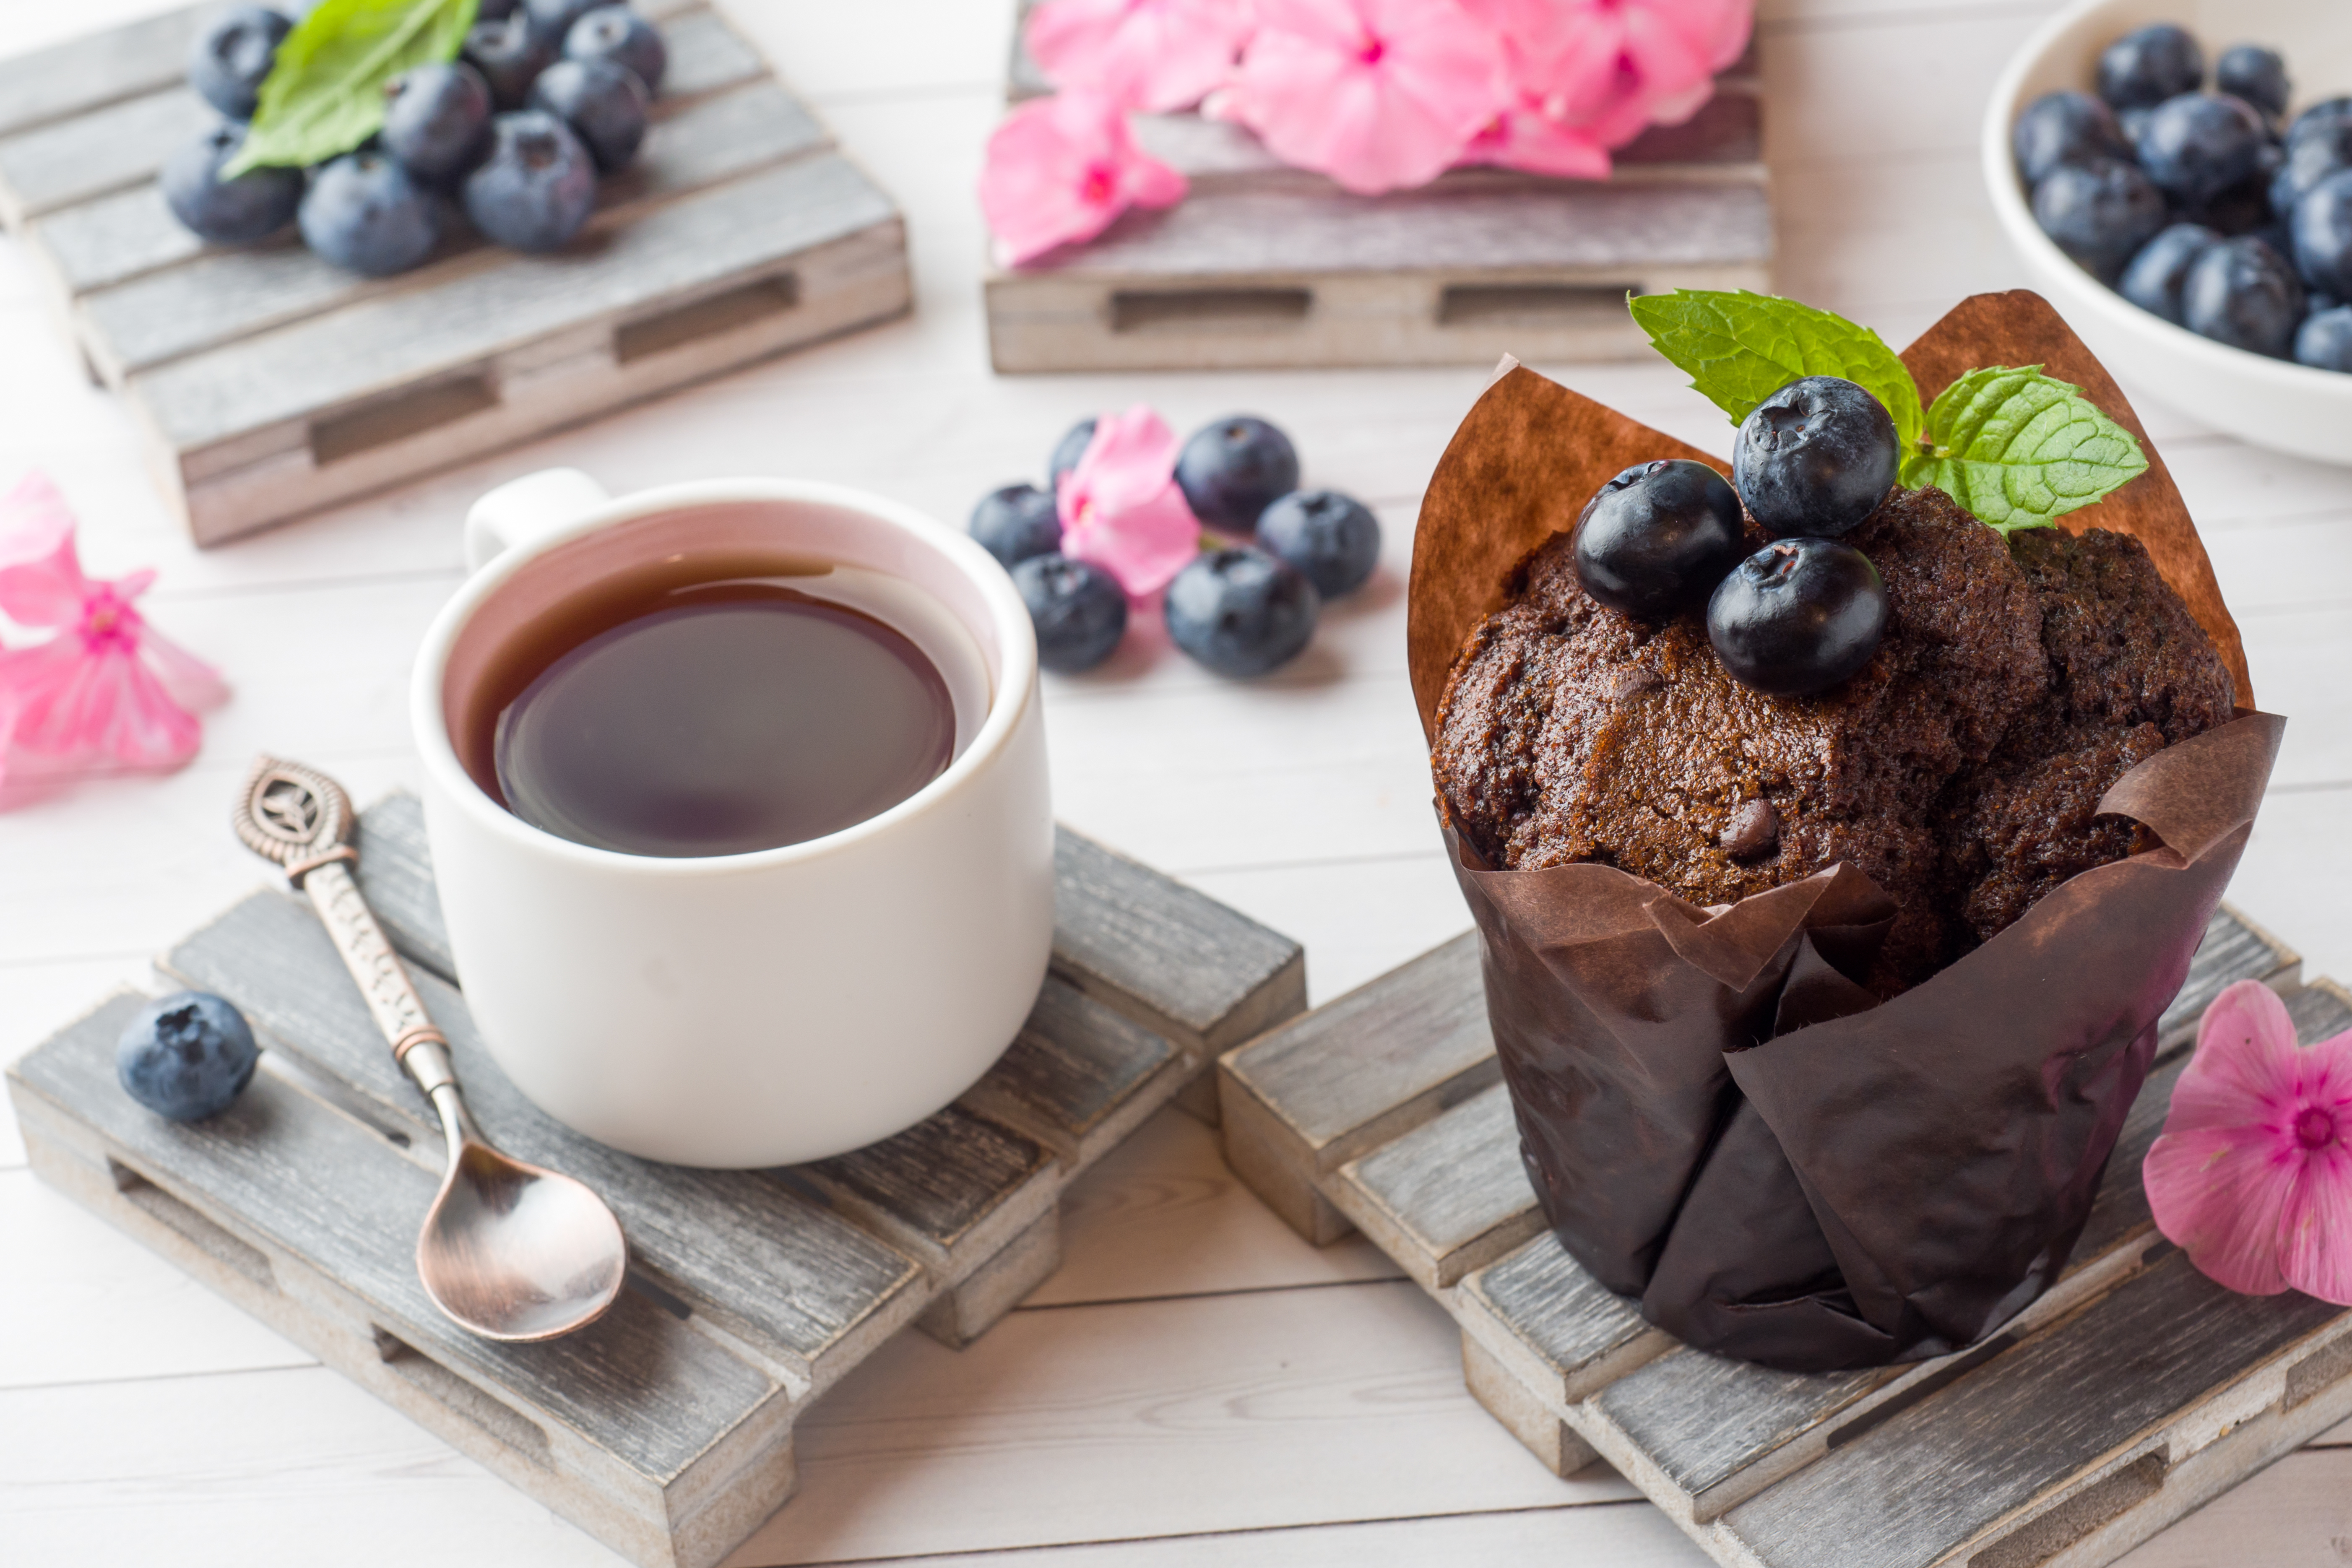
[232, 756, 627, 1342]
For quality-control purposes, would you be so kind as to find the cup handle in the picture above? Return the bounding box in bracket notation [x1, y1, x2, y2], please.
[463, 468, 612, 572]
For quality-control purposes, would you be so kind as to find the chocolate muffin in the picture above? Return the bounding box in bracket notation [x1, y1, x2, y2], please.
[1431, 486, 2235, 994]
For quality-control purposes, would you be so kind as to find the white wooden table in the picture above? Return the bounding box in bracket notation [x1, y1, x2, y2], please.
[4, 1, 2349, 1563]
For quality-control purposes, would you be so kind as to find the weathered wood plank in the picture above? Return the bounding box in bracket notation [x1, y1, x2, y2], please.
[804, 1103, 1056, 1272]
[2157, 904, 2301, 1054]
[1331, 1080, 1543, 1290]
[0, 88, 210, 226]
[0, 6, 198, 141]
[962, 976, 1180, 1167]
[1459, 1234, 1663, 1407]
[655, 4, 769, 103]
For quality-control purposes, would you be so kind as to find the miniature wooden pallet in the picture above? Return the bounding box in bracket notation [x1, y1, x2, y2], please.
[8, 793, 1303, 1568]
[0, 0, 910, 546]
[1219, 905, 2352, 1568]
[984, 8, 1772, 372]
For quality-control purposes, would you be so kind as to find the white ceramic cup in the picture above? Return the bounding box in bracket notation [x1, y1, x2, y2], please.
[409, 468, 1055, 1169]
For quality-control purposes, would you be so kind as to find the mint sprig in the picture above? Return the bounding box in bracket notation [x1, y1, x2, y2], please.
[1628, 291, 2148, 533]
[224, 0, 477, 177]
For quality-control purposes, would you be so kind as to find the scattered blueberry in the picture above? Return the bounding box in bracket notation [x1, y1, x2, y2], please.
[160, 122, 303, 244]
[567, 5, 666, 94]
[1257, 489, 1381, 599]
[2293, 169, 2352, 298]
[2013, 90, 2132, 185]
[2136, 93, 2267, 208]
[1731, 377, 1898, 540]
[970, 483, 1063, 569]
[476, 0, 522, 18]
[2097, 23, 2203, 112]
[187, 5, 291, 121]
[529, 57, 648, 174]
[1047, 418, 1097, 491]
[299, 152, 440, 275]
[381, 62, 494, 186]
[2182, 234, 2305, 356]
[2032, 157, 2167, 282]
[1013, 554, 1127, 673]
[1174, 415, 1300, 533]
[465, 14, 558, 110]
[2215, 44, 2290, 122]
[463, 110, 598, 251]
[526, 0, 606, 46]
[2119, 222, 2222, 323]
[117, 992, 259, 1122]
[2271, 116, 2352, 218]
[1165, 547, 1319, 677]
[2295, 306, 2352, 371]
[1706, 538, 1888, 698]
[1569, 458, 1744, 620]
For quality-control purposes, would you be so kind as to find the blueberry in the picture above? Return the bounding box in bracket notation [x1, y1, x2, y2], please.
[1174, 415, 1300, 533]
[2215, 44, 2290, 122]
[2136, 92, 2268, 208]
[2117, 106, 2155, 148]
[1568, 458, 1743, 620]
[525, 0, 605, 45]
[2032, 157, 2168, 282]
[1731, 377, 1898, 540]
[2295, 306, 2352, 372]
[1165, 547, 1319, 677]
[2271, 116, 2352, 217]
[2287, 99, 2352, 157]
[2291, 169, 2352, 297]
[160, 122, 302, 244]
[117, 991, 259, 1122]
[1706, 538, 1887, 698]
[1256, 489, 1381, 599]
[970, 483, 1062, 568]
[1047, 417, 1097, 490]
[476, 0, 521, 18]
[299, 152, 440, 275]
[381, 62, 494, 185]
[462, 111, 598, 251]
[2097, 23, 2204, 112]
[567, 5, 666, 94]
[1012, 554, 1127, 673]
[2013, 91, 2132, 185]
[528, 57, 647, 173]
[187, 5, 291, 121]
[464, 14, 558, 110]
[2119, 222, 2222, 323]
[2183, 160, 2277, 239]
[2182, 235, 2305, 356]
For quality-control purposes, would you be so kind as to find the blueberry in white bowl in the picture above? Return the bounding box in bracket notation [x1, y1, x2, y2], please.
[2032, 157, 2167, 282]
[2297, 305, 2352, 370]
[1732, 376, 1898, 540]
[1166, 546, 1318, 677]
[2293, 169, 2352, 299]
[1706, 538, 1888, 698]
[161, 122, 304, 244]
[118, 991, 259, 1122]
[2013, 89, 2134, 185]
[2136, 91, 2268, 207]
[2183, 233, 2305, 356]
[2271, 114, 2352, 216]
[2217, 43, 2291, 122]
[2096, 23, 2203, 111]
[463, 111, 598, 251]
[300, 152, 441, 276]
[530, 57, 648, 174]
[1257, 489, 1381, 599]
[1175, 416, 1300, 534]
[567, 5, 667, 94]
[2118, 221, 2221, 323]
[187, 5, 291, 122]
[970, 483, 1062, 569]
[1013, 554, 1127, 673]
[1569, 459, 1743, 620]
[382, 62, 495, 186]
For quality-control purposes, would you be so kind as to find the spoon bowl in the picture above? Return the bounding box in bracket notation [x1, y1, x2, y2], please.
[420, 1131, 628, 1342]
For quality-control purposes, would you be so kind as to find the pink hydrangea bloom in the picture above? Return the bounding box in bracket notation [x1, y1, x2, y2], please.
[1056, 407, 1202, 596]
[2144, 979, 2352, 1305]
[0, 473, 226, 788]
[1027, 0, 1258, 113]
[980, 91, 1188, 267]
[1223, 0, 1507, 195]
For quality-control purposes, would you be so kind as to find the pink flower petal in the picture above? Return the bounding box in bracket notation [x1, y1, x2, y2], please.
[0, 472, 91, 629]
[1027, 0, 1256, 113]
[2278, 1034, 2352, 1305]
[139, 624, 230, 713]
[980, 91, 1189, 266]
[1063, 479, 1202, 597]
[1462, 101, 1611, 179]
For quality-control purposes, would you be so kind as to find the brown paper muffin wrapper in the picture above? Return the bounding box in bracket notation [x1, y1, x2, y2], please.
[1409, 291, 2282, 1371]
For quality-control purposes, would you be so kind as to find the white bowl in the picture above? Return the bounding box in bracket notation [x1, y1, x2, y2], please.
[1983, 0, 2352, 464]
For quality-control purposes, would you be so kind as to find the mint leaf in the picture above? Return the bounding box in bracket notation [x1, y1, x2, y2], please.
[1629, 289, 1925, 452]
[224, 0, 476, 176]
[1899, 365, 2148, 533]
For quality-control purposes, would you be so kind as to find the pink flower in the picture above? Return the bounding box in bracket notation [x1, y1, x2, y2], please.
[0, 473, 226, 788]
[1027, 0, 1258, 113]
[1461, 0, 1750, 149]
[1056, 407, 1202, 596]
[2145, 980, 2352, 1305]
[980, 91, 1189, 267]
[1460, 99, 1612, 179]
[1223, 0, 1506, 195]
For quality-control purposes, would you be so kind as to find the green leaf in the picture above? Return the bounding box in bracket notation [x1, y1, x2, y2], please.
[1628, 289, 1925, 453]
[1899, 364, 2149, 533]
[223, 0, 477, 176]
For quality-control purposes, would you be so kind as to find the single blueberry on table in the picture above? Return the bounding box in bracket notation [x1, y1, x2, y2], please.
[1013, 554, 1127, 673]
[2097, 23, 2204, 112]
[465, 15, 559, 110]
[2032, 157, 2168, 282]
[1706, 538, 1888, 698]
[2293, 169, 2352, 298]
[117, 991, 259, 1122]
[530, 56, 648, 173]
[1257, 489, 1381, 599]
[1569, 458, 1743, 621]
[2119, 223, 2222, 324]
[1165, 547, 1319, 677]
[161, 122, 303, 244]
[463, 111, 599, 252]
[187, 5, 291, 121]
[2182, 234, 2305, 357]
[382, 62, 495, 186]
[1731, 377, 1898, 541]
[970, 483, 1062, 568]
[2271, 116, 2352, 218]
[567, 5, 667, 95]
[2013, 91, 2132, 185]
[1047, 417, 1097, 490]
[2216, 44, 2290, 122]
[2295, 306, 2352, 372]
[1174, 415, 1300, 533]
[300, 152, 441, 276]
[2136, 93, 2269, 208]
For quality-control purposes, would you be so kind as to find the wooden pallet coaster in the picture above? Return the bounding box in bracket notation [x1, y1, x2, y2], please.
[983, 6, 1772, 372]
[0, 0, 911, 546]
[8, 792, 1303, 1568]
[1218, 905, 2352, 1568]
